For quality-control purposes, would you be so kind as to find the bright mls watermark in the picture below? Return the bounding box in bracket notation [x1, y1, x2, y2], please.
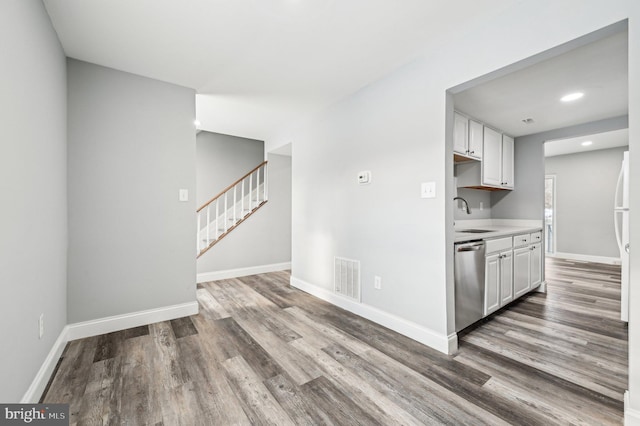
[0, 404, 68, 425]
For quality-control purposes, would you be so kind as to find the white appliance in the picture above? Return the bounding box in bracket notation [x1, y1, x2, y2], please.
[614, 151, 630, 322]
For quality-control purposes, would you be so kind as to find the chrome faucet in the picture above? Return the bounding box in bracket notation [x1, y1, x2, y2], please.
[454, 196, 471, 214]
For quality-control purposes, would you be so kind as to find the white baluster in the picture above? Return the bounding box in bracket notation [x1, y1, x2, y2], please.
[215, 199, 219, 240]
[241, 178, 245, 217]
[206, 205, 210, 247]
[249, 172, 253, 210]
[233, 185, 237, 225]
[197, 212, 201, 254]
[224, 192, 228, 232]
[257, 167, 261, 204]
[264, 163, 268, 201]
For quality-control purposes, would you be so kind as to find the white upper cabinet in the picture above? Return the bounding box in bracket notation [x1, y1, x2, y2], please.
[453, 111, 514, 191]
[501, 135, 514, 189]
[453, 112, 469, 155]
[481, 127, 514, 190]
[482, 127, 502, 186]
[468, 120, 483, 160]
[453, 113, 482, 161]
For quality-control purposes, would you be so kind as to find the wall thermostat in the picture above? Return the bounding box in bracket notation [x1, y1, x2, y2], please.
[357, 171, 371, 184]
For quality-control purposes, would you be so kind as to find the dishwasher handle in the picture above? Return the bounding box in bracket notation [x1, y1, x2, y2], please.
[456, 242, 484, 252]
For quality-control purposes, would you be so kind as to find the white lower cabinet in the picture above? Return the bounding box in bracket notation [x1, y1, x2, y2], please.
[499, 251, 514, 306]
[484, 253, 500, 316]
[484, 249, 513, 316]
[480, 229, 542, 319]
[513, 246, 531, 298]
[530, 242, 542, 288]
[513, 232, 543, 298]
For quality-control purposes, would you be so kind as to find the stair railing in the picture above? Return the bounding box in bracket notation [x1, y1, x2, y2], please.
[196, 161, 268, 258]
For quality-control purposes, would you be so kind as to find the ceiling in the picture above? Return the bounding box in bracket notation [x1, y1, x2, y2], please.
[544, 128, 629, 157]
[453, 29, 628, 138]
[43, 0, 513, 141]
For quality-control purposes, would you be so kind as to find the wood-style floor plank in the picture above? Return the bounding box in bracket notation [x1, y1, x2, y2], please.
[41, 258, 627, 425]
[222, 355, 296, 426]
[264, 374, 332, 426]
[458, 257, 627, 425]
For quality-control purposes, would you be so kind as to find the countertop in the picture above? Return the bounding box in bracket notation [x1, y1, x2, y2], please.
[454, 224, 542, 243]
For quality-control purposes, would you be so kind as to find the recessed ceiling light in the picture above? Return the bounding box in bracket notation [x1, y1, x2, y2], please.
[581, 141, 593, 146]
[561, 92, 584, 102]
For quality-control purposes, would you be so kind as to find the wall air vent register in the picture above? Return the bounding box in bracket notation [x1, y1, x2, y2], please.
[334, 256, 361, 302]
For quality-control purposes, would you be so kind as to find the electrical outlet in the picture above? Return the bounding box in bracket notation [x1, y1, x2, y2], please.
[39, 314, 44, 339]
[374, 276, 382, 290]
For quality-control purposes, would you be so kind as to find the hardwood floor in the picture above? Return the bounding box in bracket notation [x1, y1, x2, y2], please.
[457, 257, 627, 425]
[42, 258, 627, 425]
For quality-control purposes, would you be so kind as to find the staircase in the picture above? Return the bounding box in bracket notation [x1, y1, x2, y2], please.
[197, 161, 268, 258]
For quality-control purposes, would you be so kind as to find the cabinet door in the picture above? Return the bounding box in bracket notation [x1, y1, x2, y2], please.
[453, 112, 469, 155]
[513, 246, 531, 298]
[500, 251, 513, 306]
[482, 127, 502, 186]
[530, 243, 542, 288]
[484, 254, 500, 316]
[468, 120, 483, 160]
[501, 135, 514, 188]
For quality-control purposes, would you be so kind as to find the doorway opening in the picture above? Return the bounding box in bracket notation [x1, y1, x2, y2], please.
[544, 175, 556, 255]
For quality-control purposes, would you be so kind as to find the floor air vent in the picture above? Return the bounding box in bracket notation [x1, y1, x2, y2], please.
[334, 257, 361, 301]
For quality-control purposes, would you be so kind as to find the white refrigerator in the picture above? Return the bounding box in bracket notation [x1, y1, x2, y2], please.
[614, 151, 630, 322]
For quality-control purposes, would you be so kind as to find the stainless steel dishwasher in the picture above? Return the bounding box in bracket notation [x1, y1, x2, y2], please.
[455, 240, 486, 332]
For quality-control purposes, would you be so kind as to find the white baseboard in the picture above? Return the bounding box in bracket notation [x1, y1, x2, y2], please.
[66, 301, 199, 341]
[625, 391, 640, 425]
[197, 262, 291, 283]
[549, 252, 621, 265]
[290, 276, 454, 355]
[21, 326, 69, 403]
[21, 301, 199, 403]
[535, 280, 547, 293]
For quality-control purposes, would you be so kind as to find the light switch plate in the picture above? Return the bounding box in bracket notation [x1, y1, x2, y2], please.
[179, 189, 189, 202]
[358, 171, 371, 184]
[421, 182, 436, 198]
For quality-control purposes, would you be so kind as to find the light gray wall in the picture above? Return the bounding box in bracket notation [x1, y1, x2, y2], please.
[67, 59, 196, 323]
[268, 4, 635, 346]
[197, 153, 292, 273]
[196, 131, 264, 206]
[286, 61, 451, 332]
[492, 116, 628, 220]
[0, 1, 67, 402]
[546, 146, 627, 258]
[454, 188, 492, 220]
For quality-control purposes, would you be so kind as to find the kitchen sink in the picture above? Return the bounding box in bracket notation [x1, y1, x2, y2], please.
[458, 229, 493, 233]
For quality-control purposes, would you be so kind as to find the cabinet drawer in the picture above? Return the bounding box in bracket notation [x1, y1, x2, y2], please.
[486, 237, 512, 254]
[513, 233, 530, 247]
[530, 231, 542, 243]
